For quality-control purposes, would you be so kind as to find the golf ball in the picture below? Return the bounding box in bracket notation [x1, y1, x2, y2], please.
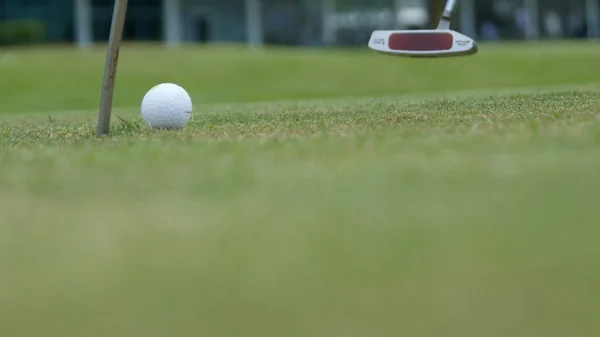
[141, 83, 192, 129]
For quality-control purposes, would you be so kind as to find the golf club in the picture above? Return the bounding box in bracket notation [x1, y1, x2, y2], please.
[97, 0, 128, 137]
[368, 0, 478, 58]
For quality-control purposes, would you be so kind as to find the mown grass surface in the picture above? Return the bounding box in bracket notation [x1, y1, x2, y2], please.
[1, 41, 600, 113]
[0, 43, 599, 337]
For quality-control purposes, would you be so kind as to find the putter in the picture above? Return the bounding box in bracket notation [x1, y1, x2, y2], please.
[97, 0, 128, 136]
[368, 0, 478, 58]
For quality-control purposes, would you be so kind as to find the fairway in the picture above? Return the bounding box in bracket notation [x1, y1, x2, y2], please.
[1, 42, 600, 337]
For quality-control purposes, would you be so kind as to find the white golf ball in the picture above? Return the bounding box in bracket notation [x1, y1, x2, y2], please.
[141, 83, 192, 129]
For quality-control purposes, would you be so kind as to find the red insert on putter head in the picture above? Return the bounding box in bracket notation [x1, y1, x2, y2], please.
[389, 32, 453, 51]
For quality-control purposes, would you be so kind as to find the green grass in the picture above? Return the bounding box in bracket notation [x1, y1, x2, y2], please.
[1, 41, 600, 113]
[1, 42, 600, 337]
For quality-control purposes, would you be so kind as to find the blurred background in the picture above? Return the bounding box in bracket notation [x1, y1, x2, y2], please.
[0, 0, 598, 48]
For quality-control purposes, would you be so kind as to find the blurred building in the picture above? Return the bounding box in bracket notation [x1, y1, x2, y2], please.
[0, 0, 598, 47]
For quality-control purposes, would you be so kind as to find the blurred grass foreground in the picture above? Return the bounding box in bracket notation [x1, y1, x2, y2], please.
[0, 42, 599, 337]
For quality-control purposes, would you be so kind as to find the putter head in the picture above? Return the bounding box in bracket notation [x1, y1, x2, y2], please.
[368, 29, 478, 58]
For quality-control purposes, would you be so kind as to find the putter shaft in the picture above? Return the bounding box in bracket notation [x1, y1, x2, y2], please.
[442, 0, 458, 20]
[437, 0, 458, 30]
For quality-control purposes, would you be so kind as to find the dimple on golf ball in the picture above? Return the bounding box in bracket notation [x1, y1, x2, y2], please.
[141, 83, 192, 129]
